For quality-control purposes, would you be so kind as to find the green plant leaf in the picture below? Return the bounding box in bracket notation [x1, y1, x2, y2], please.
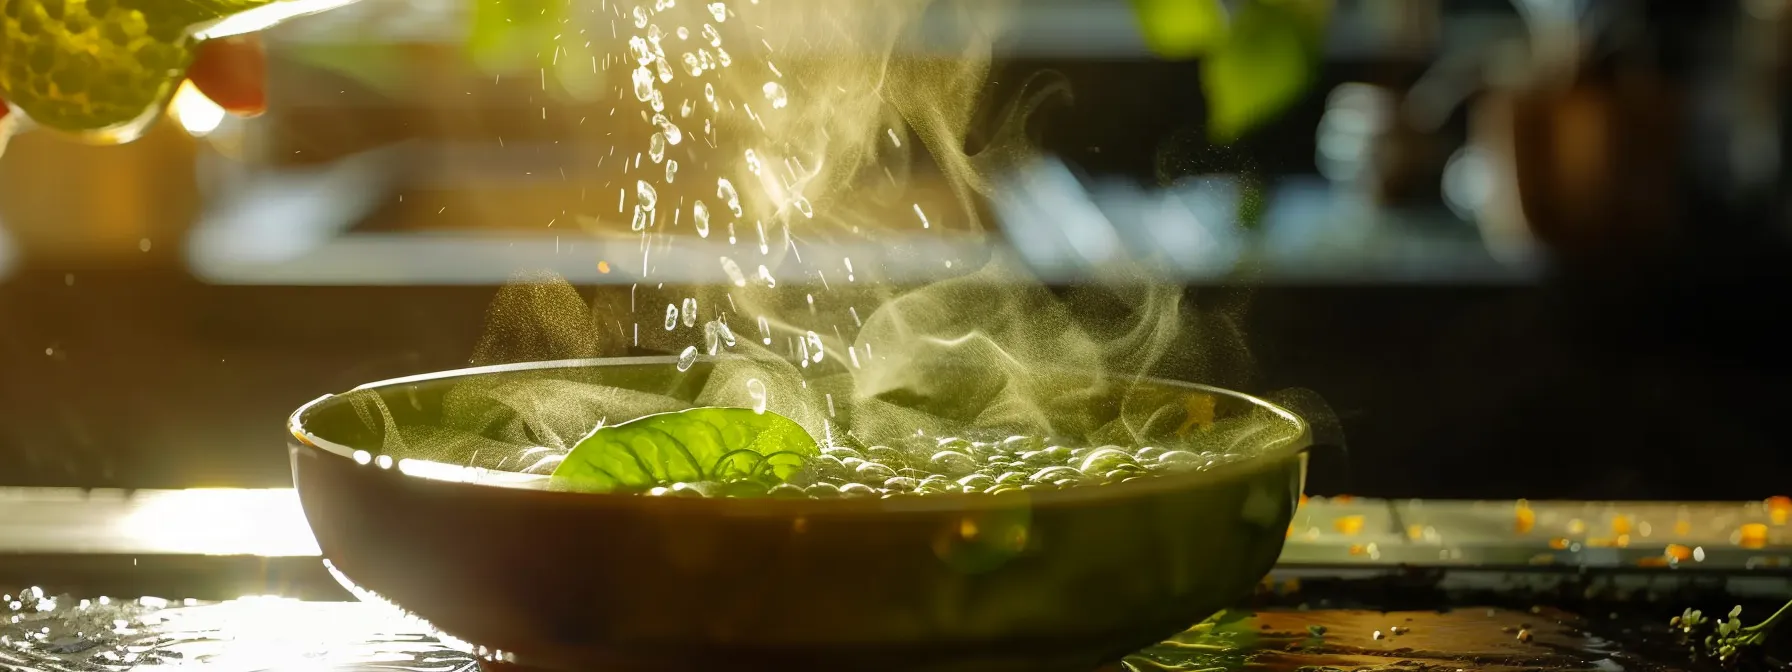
[551, 408, 821, 493]
[466, 0, 563, 74]
[1129, 0, 1229, 60]
[1200, 0, 1331, 143]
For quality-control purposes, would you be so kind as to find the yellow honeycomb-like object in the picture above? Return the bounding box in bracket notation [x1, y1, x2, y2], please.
[0, 0, 266, 138]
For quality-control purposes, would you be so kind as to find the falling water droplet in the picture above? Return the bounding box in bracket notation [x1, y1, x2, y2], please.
[716, 47, 732, 67]
[746, 378, 768, 414]
[682, 297, 698, 327]
[793, 196, 813, 218]
[680, 98, 696, 117]
[666, 160, 679, 183]
[681, 52, 703, 76]
[649, 88, 665, 112]
[632, 5, 649, 28]
[886, 128, 902, 147]
[676, 25, 689, 39]
[755, 221, 769, 254]
[704, 82, 716, 108]
[629, 36, 655, 65]
[677, 346, 698, 371]
[727, 222, 737, 244]
[653, 114, 683, 144]
[656, 58, 675, 83]
[647, 23, 664, 43]
[649, 132, 666, 163]
[849, 306, 862, 326]
[701, 23, 722, 47]
[719, 257, 747, 286]
[631, 205, 650, 231]
[745, 149, 761, 174]
[844, 257, 855, 281]
[705, 321, 723, 355]
[637, 180, 658, 211]
[664, 304, 679, 330]
[718, 320, 736, 346]
[632, 66, 655, 101]
[717, 179, 743, 217]
[805, 331, 825, 363]
[693, 201, 711, 237]
[914, 203, 931, 228]
[762, 82, 788, 109]
[797, 336, 810, 368]
[756, 264, 777, 288]
[707, 2, 726, 21]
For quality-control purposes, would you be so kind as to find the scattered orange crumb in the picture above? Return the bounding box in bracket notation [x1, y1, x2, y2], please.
[1408, 525, 1424, 541]
[1674, 520, 1692, 535]
[597, 260, 611, 273]
[1334, 515, 1365, 536]
[1664, 544, 1693, 561]
[1348, 543, 1368, 556]
[1299, 494, 1310, 508]
[1612, 515, 1632, 535]
[1549, 537, 1571, 549]
[1768, 496, 1790, 525]
[1739, 523, 1769, 549]
[1638, 556, 1671, 568]
[1516, 503, 1536, 534]
[1333, 494, 1356, 503]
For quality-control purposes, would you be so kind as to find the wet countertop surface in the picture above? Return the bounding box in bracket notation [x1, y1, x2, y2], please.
[1, 489, 1788, 671]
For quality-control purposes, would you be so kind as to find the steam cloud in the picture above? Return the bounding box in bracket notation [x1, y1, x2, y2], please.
[344, 0, 1332, 470]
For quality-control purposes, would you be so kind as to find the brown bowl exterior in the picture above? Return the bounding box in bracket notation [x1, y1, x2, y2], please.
[289, 358, 1308, 671]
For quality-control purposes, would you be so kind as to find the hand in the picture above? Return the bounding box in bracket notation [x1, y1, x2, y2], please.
[0, 34, 268, 126]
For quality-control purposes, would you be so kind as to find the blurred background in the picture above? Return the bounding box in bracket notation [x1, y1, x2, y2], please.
[1, 0, 1786, 500]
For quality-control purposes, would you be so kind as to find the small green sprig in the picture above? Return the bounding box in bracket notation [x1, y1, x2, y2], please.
[1672, 601, 1791, 665]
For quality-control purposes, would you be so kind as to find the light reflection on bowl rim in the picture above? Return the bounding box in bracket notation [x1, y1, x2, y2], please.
[288, 356, 1310, 514]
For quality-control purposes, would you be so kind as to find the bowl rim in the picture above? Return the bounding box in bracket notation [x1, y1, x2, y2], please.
[288, 356, 1310, 514]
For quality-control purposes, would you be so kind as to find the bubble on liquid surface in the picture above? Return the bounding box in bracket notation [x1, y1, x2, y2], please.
[805, 331, 825, 362]
[677, 346, 699, 372]
[747, 378, 768, 414]
[682, 297, 698, 327]
[649, 132, 666, 163]
[719, 256, 747, 286]
[664, 304, 679, 330]
[717, 179, 743, 217]
[632, 66, 655, 102]
[762, 82, 788, 109]
[756, 265, 777, 288]
[637, 180, 658, 211]
[693, 201, 711, 237]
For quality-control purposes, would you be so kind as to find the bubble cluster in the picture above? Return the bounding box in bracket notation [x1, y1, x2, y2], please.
[632, 435, 1240, 499]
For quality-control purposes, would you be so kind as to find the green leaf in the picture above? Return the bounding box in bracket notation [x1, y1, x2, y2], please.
[1129, 0, 1229, 60]
[1200, 0, 1330, 144]
[466, 0, 563, 74]
[551, 408, 821, 493]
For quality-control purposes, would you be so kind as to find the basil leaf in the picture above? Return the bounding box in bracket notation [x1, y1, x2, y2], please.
[551, 408, 821, 493]
[1200, 0, 1330, 143]
[1129, 0, 1230, 61]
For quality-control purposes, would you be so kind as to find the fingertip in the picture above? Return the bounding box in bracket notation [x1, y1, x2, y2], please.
[188, 35, 267, 117]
